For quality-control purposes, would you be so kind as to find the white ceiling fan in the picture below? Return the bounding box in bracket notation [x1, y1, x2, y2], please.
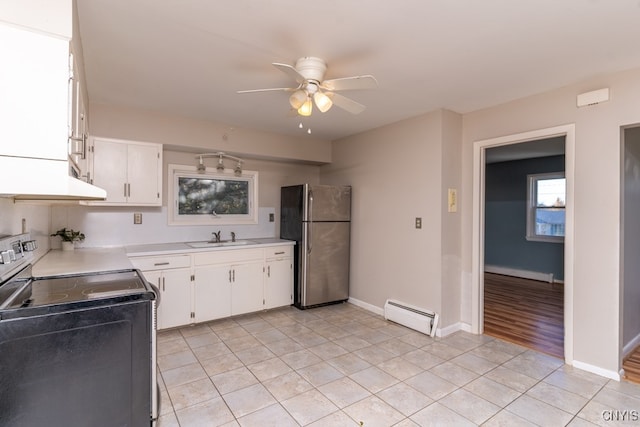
[237, 57, 378, 116]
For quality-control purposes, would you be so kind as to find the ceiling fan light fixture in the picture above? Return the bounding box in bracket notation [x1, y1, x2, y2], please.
[289, 90, 307, 109]
[313, 91, 333, 113]
[298, 97, 313, 116]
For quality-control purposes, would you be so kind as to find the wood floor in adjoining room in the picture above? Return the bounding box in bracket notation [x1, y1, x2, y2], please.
[623, 347, 640, 383]
[483, 272, 564, 359]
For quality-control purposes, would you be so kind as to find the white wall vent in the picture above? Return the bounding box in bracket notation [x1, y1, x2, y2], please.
[384, 299, 439, 337]
[576, 88, 609, 107]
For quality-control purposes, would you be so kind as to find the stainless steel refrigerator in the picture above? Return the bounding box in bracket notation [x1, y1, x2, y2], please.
[280, 184, 351, 309]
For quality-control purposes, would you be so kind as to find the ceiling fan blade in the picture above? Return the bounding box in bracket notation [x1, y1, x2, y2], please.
[236, 87, 295, 94]
[321, 75, 378, 92]
[326, 92, 366, 114]
[272, 62, 306, 84]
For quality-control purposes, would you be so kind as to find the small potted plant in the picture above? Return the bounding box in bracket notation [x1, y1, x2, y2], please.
[50, 228, 85, 251]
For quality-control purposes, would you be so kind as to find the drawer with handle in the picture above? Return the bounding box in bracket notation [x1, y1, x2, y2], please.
[129, 254, 191, 271]
[265, 246, 293, 260]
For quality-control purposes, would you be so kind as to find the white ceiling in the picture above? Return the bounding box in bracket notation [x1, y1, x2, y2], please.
[76, 0, 640, 141]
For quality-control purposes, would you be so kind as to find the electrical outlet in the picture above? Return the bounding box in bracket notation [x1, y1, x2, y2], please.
[269, 213, 275, 222]
[415, 217, 422, 229]
[134, 213, 142, 224]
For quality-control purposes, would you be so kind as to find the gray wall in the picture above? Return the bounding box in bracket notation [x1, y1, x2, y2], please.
[484, 155, 565, 280]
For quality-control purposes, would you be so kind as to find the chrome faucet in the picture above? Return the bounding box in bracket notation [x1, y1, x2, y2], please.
[210, 230, 221, 243]
[230, 232, 236, 242]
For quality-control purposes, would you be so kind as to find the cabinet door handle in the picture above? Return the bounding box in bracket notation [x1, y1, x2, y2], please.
[267, 265, 271, 278]
[162, 277, 165, 291]
[157, 277, 161, 291]
[232, 269, 235, 282]
[128, 183, 131, 197]
[124, 183, 127, 197]
[274, 251, 285, 255]
[154, 262, 170, 266]
[229, 269, 232, 283]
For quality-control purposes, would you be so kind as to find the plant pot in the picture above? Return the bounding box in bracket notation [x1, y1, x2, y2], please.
[61, 241, 75, 251]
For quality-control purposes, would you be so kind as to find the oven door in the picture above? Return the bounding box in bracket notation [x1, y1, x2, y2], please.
[0, 299, 154, 427]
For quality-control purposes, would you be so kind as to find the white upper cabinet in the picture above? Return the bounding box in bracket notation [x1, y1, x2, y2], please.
[90, 137, 162, 206]
[0, 0, 71, 161]
[0, 23, 69, 162]
[68, 52, 90, 182]
[0, 0, 106, 200]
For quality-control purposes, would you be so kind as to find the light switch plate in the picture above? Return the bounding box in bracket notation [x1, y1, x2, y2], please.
[269, 213, 275, 222]
[134, 213, 142, 224]
[415, 217, 422, 229]
[448, 188, 457, 213]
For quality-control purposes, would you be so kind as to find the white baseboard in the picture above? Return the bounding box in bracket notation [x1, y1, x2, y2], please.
[623, 332, 640, 358]
[437, 322, 469, 337]
[348, 297, 384, 316]
[572, 360, 620, 381]
[485, 264, 554, 283]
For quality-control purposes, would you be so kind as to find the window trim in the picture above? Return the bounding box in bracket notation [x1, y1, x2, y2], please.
[526, 172, 565, 243]
[168, 164, 258, 226]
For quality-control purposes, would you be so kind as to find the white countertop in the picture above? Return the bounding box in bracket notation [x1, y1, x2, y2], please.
[31, 238, 295, 277]
[32, 247, 133, 277]
[125, 238, 295, 257]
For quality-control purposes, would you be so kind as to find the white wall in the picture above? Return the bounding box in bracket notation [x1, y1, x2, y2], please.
[50, 149, 321, 248]
[89, 103, 333, 164]
[321, 110, 462, 327]
[0, 198, 51, 262]
[440, 110, 463, 328]
[462, 67, 640, 375]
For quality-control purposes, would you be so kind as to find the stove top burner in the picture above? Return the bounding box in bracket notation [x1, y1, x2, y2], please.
[43, 293, 71, 304]
[2, 270, 151, 310]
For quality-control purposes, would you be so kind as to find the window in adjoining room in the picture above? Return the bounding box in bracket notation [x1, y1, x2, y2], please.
[526, 172, 565, 243]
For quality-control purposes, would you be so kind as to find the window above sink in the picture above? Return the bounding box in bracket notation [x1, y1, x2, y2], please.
[168, 164, 258, 226]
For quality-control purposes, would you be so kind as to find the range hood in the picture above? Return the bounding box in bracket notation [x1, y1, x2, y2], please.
[0, 156, 106, 201]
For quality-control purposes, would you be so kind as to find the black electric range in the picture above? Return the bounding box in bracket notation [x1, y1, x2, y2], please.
[0, 233, 158, 427]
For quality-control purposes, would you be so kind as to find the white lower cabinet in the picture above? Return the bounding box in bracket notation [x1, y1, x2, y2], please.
[230, 261, 265, 315]
[265, 246, 293, 309]
[193, 248, 265, 318]
[129, 254, 192, 330]
[145, 269, 192, 329]
[129, 244, 293, 330]
[193, 264, 231, 322]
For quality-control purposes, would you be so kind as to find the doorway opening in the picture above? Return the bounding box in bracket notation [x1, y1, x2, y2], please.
[471, 124, 575, 363]
[482, 138, 566, 358]
[621, 124, 640, 382]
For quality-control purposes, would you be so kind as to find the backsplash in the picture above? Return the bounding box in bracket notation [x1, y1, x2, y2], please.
[50, 205, 277, 249]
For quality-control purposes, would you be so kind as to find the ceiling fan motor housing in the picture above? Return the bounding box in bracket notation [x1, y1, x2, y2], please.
[295, 57, 327, 83]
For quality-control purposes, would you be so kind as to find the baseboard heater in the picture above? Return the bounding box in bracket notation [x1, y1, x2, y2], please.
[384, 299, 439, 337]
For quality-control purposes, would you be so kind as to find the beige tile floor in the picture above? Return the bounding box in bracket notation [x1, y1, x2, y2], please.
[156, 303, 640, 426]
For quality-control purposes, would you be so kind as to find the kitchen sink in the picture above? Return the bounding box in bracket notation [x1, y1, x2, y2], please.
[186, 240, 255, 248]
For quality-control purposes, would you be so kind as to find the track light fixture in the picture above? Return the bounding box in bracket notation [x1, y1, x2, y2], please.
[197, 155, 206, 173]
[194, 152, 243, 176]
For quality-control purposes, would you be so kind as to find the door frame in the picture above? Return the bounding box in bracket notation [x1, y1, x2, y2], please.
[471, 124, 575, 363]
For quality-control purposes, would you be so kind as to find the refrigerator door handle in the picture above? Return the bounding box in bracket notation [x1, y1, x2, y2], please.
[307, 188, 313, 254]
